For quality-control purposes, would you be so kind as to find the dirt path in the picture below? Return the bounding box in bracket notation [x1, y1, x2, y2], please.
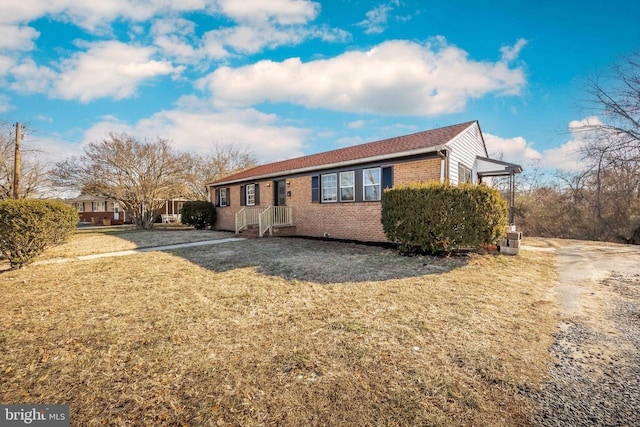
[532, 242, 640, 426]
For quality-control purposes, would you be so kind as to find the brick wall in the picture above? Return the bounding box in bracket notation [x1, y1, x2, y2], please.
[212, 157, 443, 241]
[212, 181, 275, 231]
[287, 175, 386, 241]
[394, 157, 442, 185]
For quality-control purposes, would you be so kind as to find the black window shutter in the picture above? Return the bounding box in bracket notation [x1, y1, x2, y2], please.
[382, 166, 393, 189]
[240, 185, 246, 206]
[311, 176, 319, 202]
[215, 189, 220, 207]
[254, 183, 260, 205]
[226, 188, 231, 207]
[355, 169, 364, 202]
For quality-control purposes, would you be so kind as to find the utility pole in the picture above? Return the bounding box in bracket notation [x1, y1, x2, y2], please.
[13, 122, 21, 199]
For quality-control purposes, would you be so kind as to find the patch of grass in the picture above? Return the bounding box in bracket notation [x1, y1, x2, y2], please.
[34, 228, 235, 261]
[0, 230, 559, 426]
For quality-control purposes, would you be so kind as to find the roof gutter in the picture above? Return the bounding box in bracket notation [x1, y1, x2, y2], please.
[208, 144, 451, 187]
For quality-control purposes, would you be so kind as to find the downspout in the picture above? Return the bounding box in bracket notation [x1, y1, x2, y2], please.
[437, 149, 449, 183]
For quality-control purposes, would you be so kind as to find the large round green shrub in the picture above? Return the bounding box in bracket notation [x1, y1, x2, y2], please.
[181, 201, 217, 230]
[381, 182, 508, 254]
[0, 199, 78, 269]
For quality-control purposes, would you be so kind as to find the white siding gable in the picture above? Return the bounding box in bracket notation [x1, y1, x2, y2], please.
[445, 122, 488, 184]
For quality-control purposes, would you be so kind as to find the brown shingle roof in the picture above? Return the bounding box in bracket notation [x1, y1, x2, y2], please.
[208, 120, 477, 186]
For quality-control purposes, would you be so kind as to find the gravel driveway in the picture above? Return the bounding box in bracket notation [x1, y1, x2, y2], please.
[531, 243, 640, 426]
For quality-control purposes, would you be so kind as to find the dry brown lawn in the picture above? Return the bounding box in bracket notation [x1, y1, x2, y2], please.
[0, 230, 559, 426]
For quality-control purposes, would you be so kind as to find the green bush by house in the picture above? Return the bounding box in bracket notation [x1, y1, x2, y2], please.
[0, 199, 78, 269]
[381, 182, 508, 254]
[181, 201, 217, 230]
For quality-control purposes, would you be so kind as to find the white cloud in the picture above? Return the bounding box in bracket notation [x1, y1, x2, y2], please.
[0, 0, 319, 33]
[541, 117, 604, 171]
[52, 41, 181, 102]
[568, 116, 604, 131]
[336, 136, 365, 146]
[484, 117, 607, 172]
[539, 139, 584, 171]
[484, 132, 542, 166]
[0, 0, 211, 31]
[0, 25, 39, 51]
[347, 120, 366, 129]
[82, 106, 310, 162]
[150, 17, 207, 63]
[1, 1, 344, 67]
[217, 0, 319, 25]
[357, 4, 393, 34]
[26, 135, 86, 164]
[0, 55, 14, 76]
[0, 94, 12, 113]
[500, 38, 528, 62]
[199, 38, 526, 116]
[34, 114, 54, 123]
[9, 59, 57, 93]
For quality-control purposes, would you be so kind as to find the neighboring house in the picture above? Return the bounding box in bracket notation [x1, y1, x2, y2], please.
[66, 194, 127, 225]
[154, 197, 189, 223]
[66, 195, 191, 225]
[206, 121, 521, 242]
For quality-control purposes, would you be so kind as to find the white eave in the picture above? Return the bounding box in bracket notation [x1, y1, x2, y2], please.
[475, 157, 523, 176]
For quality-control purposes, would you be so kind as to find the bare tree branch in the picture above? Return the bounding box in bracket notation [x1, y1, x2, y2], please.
[181, 143, 257, 200]
[52, 133, 190, 229]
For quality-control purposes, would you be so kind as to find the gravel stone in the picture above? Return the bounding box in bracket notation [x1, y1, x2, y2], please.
[534, 272, 640, 426]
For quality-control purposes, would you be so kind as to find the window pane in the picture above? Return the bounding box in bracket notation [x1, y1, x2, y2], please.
[321, 174, 337, 202]
[340, 171, 354, 187]
[246, 184, 255, 205]
[340, 171, 355, 202]
[364, 185, 380, 201]
[364, 168, 380, 185]
[341, 187, 354, 201]
[363, 168, 381, 201]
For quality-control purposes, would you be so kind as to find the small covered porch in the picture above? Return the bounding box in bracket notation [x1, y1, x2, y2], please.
[474, 157, 523, 226]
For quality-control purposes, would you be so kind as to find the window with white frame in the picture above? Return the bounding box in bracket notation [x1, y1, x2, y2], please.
[321, 174, 337, 202]
[92, 201, 104, 212]
[458, 163, 472, 184]
[363, 168, 381, 201]
[219, 188, 227, 207]
[246, 184, 255, 206]
[340, 171, 355, 202]
[74, 202, 84, 212]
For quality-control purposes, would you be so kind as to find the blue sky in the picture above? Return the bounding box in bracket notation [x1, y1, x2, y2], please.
[1, 0, 638, 172]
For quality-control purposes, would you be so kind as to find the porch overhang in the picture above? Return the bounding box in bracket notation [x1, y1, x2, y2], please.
[475, 157, 523, 178]
[473, 157, 523, 227]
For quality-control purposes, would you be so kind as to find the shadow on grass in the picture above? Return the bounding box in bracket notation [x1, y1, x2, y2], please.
[3, 228, 471, 283]
[163, 236, 471, 284]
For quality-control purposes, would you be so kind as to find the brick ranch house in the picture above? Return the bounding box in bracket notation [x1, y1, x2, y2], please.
[206, 121, 522, 242]
[65, 195, 191, 225]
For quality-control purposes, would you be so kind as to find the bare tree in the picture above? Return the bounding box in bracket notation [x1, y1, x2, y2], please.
[0, 123, 49, 199]
[573, 51, 640, 242]
[53, 133, 189, 229]
[182, 143, 257, 200]
[580, 51, 640, 152]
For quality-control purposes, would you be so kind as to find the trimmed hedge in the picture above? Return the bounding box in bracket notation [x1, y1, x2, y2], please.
[181, 201, 217, 230]
[0, 199, 78, 269]
[381, 182, 508, 254]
